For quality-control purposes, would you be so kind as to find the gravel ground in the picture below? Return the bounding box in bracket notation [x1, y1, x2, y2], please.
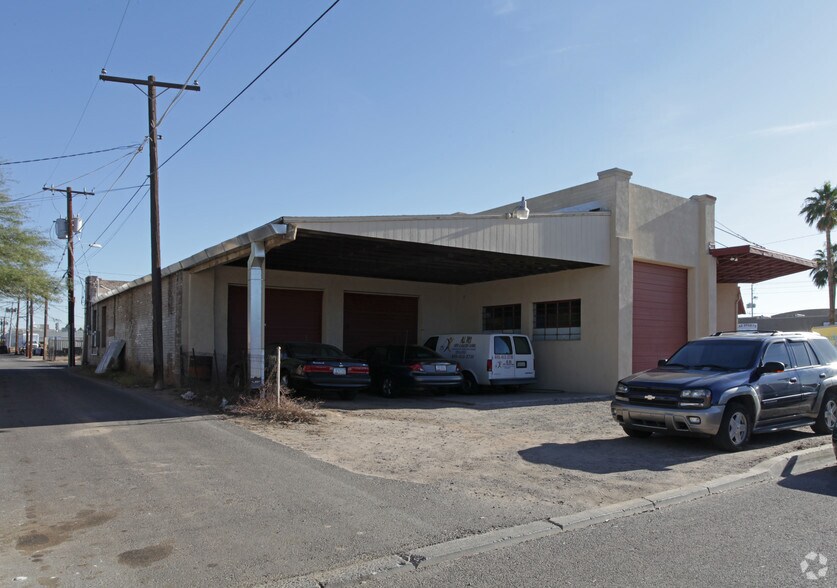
[233, 389, 831, 520]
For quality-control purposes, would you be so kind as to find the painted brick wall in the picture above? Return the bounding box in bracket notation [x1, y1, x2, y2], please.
[89, 272, 183, 383]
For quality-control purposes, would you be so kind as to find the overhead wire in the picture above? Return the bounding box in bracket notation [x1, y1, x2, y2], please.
[78, 139, 148, 226]
[72, 0, 341, 270]
[156, 0, 247, 129]
[0, 144, 141, 167]
[62, 0, 248, 262]
[42, 1, 133, 188]
[160, 0, 342, 169]
[195, 0, 257, 81]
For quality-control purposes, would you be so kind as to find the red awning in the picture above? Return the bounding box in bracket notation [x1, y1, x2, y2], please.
[711, 245, 816, 284]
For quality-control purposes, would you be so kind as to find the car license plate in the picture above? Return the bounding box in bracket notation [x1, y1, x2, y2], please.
[333, 367, 346, 376]
[435, 364, 447, 372]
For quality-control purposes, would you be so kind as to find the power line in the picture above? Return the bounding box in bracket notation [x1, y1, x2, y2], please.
[196, 0, 257, 80]
[74, 184, 149, 268]
[156, 0, 246, 128]
[42, 0, 133, 189]
[0, 144, 141, 166]
[55, 150, 137, 188]
[103, 0, 132, 70]
[80, 140, 148, 226]
[160, 0, 343, 169]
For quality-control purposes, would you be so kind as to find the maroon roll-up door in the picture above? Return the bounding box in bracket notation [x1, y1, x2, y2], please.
[227, 286, 323, 362]
[632, 262, 687, 373]
[343, 293, 418, 356]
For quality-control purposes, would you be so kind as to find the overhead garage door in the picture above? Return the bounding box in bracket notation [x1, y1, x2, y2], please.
[343, 293, 418, 356]
[632, 262, 687, 373]
[227, 286, 323, 361]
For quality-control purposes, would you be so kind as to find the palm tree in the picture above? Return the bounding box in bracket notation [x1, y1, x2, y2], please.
[800, 182, 837, 324]
[810, 245, 837, 288]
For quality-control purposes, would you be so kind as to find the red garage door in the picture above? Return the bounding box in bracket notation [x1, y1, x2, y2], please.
[343, 293, 418, 356]
[227, 286, 323, 361]
[632, 262, 687, 373]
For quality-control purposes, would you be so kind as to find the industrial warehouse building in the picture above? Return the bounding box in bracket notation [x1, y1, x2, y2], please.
[83, 168, 815, 394]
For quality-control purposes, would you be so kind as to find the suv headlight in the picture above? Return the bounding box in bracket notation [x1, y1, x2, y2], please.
[615, 383, 629, 399]
[679, 388, 712, 408]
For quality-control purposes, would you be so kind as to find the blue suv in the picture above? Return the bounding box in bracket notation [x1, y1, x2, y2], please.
[611, 331, 837, 451]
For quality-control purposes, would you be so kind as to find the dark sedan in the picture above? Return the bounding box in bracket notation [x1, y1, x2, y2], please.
[272, 342, 370, 400]
[354, 344, 463, 397]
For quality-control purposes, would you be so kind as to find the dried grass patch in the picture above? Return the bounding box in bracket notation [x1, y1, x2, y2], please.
[230, 393, 320, 424]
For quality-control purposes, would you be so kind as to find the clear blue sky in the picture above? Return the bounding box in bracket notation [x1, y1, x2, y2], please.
[3, 0, 837, 328]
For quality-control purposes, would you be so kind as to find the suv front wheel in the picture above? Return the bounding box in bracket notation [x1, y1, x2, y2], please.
[713, 401, 752, 451]
[812, 391, 837, 435]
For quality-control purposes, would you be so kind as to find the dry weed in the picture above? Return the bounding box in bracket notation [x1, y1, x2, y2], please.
[231, 392, 320, 424]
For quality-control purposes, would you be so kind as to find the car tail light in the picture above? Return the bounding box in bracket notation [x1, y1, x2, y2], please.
[486, 359, 492, 372]
[302, 364, 332, 374]
[408, 363, 425, 372]
[455, 362, 462, 373]
[348, 366, 369, 374]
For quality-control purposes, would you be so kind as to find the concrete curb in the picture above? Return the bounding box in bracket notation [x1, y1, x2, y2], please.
[278, 443, 833, 587]
[408, 521, 559, 566]
[549, 498, 655, 531]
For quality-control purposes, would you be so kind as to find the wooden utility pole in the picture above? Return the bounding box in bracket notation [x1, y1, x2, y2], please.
[44, 186, 94, 366]
[14, 297, 20, 353]
[100, 73, 200, 390]
[43, 298, 48, 361]
[27, 296, 34, 358]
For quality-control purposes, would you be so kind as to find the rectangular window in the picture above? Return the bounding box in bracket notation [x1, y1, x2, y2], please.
[533, 299, 581, 341]
[482, 304, 521, 333]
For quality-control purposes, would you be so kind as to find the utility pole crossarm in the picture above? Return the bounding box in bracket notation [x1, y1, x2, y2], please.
[99, 74, 200, 92]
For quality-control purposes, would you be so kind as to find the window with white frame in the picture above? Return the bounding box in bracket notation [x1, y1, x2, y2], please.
[533, 299, 581, 341]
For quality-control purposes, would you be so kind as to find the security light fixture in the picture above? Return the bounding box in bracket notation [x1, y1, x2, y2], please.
[510, 197, 530, 220]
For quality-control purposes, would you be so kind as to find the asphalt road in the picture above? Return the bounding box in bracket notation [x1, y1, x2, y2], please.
[358, 463, 837, 587]
[0, 356, 519, 587]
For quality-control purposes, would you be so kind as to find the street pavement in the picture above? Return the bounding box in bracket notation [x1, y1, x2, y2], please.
[355, 463, 837, 587]
[0, 356, 520, 587]
[2, 355, 834, 587]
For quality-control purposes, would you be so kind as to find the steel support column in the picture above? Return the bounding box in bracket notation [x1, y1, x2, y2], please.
[247, 242, 266, 389]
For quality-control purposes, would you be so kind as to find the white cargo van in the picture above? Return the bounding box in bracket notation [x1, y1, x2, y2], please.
[423, 334, 536, 392]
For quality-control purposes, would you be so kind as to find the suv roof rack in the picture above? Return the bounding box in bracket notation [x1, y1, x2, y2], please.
[712, 330, 780, 336]
[712, 330, 817, 337]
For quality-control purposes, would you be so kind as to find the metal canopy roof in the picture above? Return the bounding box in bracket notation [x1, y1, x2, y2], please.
[711, 245, 816, 283]
[227, 229, 597, 285]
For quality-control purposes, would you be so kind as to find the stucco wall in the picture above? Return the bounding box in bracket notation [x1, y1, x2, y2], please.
[208, 265, 460, 371]
[716, 283, 740, 332]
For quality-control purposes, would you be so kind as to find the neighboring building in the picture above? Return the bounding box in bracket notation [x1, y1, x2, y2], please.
[738, 308, 829, 333]
[84, 169, 815, 393]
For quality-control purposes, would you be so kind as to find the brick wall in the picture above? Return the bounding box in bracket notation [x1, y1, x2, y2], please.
[89, 272, 183, 383]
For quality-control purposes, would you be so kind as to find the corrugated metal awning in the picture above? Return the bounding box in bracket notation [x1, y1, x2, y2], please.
[711, 245, 816, 283]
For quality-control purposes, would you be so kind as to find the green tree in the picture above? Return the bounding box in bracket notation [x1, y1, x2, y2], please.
[0, 175, 59, 301]
[810, 245, 837, 288]
[800, 181, 837, 324]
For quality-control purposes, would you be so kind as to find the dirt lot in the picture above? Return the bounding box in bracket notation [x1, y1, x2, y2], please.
[233, 389, 831, 520]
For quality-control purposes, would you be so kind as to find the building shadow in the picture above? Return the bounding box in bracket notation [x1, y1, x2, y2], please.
[0, 367, 203, 430]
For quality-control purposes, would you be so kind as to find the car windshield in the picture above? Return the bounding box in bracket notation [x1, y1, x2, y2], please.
[665, 339, 761, 371]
